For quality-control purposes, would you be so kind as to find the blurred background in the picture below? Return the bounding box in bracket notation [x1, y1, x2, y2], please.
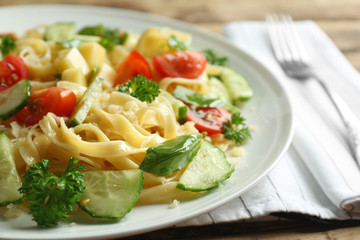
[1, 0, 359, 71]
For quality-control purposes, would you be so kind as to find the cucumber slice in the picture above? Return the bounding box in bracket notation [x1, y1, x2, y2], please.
[0, 79, 30, 120]
[0, 132, 24, 206]
[175, 102, 187, 123]
[68, 77, 104, 127]
[208, 77, 232, 104]
[160, 91, 187, 123]
[207, 77, 240, 113]
[80, 169, 144, 219]
[45, 22, 76, 41]
[177, 140, 234, 192]
[220, 67, 253, 101]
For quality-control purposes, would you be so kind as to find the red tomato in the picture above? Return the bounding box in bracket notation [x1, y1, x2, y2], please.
[0, 55, 28, 91]
[0, 32, 18, 40]
[152, 51, 207, 79]
[113, 50, 153, 86]
[15, 87, 76, 126]
[186, 107, 231, 135]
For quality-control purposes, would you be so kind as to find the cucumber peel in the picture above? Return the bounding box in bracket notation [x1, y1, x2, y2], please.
[68, 76, 104, 127]
[0, 79, 30, 120]
[160, 91, 187, 123]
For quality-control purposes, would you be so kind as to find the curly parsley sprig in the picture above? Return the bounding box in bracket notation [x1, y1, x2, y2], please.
[18, 157, 86, 227]
[117, 74, 160, 103]
[222, 112, 251, 144]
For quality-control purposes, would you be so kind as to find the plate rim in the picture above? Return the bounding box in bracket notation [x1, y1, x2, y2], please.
[0, 4, 295, 239]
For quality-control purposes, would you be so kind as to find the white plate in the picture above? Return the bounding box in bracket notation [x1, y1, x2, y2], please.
[0, 4, 294, 240]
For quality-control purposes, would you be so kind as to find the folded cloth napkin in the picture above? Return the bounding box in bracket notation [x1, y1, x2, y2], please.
[177, 21, 360, 226]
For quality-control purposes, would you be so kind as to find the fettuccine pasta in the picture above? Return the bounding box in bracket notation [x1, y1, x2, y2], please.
[0, 22, 252, 218]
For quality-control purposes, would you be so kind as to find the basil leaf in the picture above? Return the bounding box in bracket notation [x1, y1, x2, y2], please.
[172, 86, 223, 108]
[139, 133, 203, 176]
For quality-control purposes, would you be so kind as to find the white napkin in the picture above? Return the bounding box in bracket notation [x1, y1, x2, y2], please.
[177, 21, 360, 226]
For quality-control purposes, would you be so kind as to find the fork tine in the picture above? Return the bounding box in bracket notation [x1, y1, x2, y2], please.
[279, 14, 302, 62]
[282, 14, 310, 64]
[266, 14, 310, 65]
[266, 14, 290, 63]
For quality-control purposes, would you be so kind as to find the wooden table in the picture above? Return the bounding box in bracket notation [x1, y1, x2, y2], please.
[1, 0, 360, 239]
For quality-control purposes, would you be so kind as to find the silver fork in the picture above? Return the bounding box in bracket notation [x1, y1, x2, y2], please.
[266, 14, 360, 166]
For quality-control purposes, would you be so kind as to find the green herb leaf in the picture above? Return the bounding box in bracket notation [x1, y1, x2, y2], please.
[18, 157, 86, 227]
[117, 74, 160, 103]
[0, 35, 16, 56]
[172, 86, 223, 108]
[168, 35, 191, 51]
[78, 24, 104, 36]
[140, 133, 204, 176]
[78, 24, 128, 51]
[203, 49, 229, 67]
[222, 112, 251, 144]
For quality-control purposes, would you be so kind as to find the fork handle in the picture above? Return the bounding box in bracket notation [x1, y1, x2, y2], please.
[316, 78, 360, 166]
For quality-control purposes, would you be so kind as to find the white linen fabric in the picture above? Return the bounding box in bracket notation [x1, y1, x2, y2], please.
[177, 21, 360, 226]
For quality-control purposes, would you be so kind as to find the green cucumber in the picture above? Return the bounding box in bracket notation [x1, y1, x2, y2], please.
[207, 77, 240, 114]
[220, 67, 253, 101]
[160, 91, 187, 123]
[68, 76, 104, 127]
[208, 77, 232, 104]
[0, 132, 24, 206]
[45, 22, 76, 41]
[174, 101, 187, 123]
[177, 140, 234, 192]
[87, 65, 101, 83]
[0, 79, 30, 120]
[80, 169, 144, 219]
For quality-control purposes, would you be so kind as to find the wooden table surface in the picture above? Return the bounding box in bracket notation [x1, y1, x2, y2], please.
[1, 0, 360, 239]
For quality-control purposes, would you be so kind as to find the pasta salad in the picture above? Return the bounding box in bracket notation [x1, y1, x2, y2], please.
[0, 22, 253, 226]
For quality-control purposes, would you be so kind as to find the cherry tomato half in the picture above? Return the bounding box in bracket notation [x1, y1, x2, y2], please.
[0, 32, 18, 40]
[152, 51, 207, 79]
[113, 50, 153, 87]
[15, 87, 76, 126]
[0, 55, 28, 91]
[186, 106, 231, 135]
